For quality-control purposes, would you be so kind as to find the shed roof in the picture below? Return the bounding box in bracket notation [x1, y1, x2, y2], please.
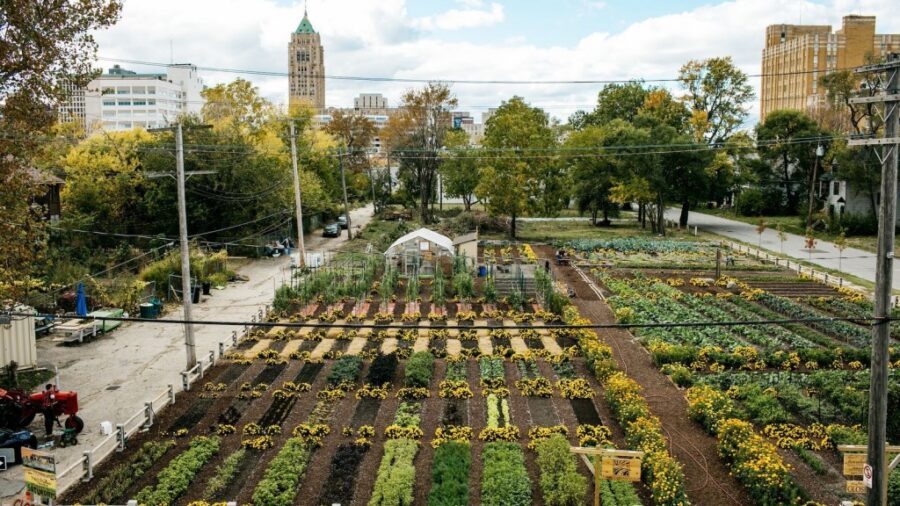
[452, 232, 478, 246]
[385, 228, 455, 256]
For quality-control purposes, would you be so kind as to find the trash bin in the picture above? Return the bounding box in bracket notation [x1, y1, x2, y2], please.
[478, 265, 487, 277]
[139, 303, 155, 319]
[151, 297, 163, 315]
[192, 285, 201, 304]
[202, 281, 211, 295]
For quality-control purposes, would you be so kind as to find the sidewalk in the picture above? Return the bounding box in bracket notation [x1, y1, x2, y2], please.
[0, 204, 375, 499]
[665, 208, 898, 292]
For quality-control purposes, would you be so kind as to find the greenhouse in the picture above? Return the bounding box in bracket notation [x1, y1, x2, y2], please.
[384, 228, 455, 276]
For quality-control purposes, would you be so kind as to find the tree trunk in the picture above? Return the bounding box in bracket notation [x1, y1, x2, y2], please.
[463, 195, 472, 212]
[782, 153, 794, 212]
[591, 208, 597, 226]
[639, 203, 646, 229]
[510, 212, 517, 239]
[657, 194, 666, 237]
[679, 200, 690, 227]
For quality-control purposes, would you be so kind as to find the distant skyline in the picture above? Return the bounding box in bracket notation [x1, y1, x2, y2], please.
[93, 0, 900, 124]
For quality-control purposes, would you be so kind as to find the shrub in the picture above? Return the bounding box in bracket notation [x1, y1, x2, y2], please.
[327, 355, 363, 387]
[534, 434, 587, 506]
[717, 418, 799, 505]
[427, 442, 471, 506]
[368, 439, 419, 506]
[405, 351, 435, 388]
[481, 442, 531, 506]
[367, 352, 399, 385]
[80, 440, 175, 505]
[203, 448, 246, 500]
[134, 436, 221, 506]
[251, 438, 312, 506]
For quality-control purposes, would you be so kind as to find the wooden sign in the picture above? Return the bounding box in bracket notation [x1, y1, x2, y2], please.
[600, 454, 642, 482]
[843, 453, 868, 476]
[846, 480, 867, 494]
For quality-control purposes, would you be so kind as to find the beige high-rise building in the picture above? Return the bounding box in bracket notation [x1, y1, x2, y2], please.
[288, 7, 325, 110]
[760, 15, 900, 121]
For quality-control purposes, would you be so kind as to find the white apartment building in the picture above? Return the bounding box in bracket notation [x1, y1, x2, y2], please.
[61, 64, 204, 132]
[354, 93, 388, 113]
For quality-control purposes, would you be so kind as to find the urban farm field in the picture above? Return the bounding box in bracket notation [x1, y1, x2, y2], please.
[61, 250, 661, 506]
[546, 236, 900, 506]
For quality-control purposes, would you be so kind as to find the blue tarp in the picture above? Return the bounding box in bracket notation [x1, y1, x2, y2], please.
[75, 282, 88, 317]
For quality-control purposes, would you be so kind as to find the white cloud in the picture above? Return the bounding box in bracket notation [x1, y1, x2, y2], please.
[92, 0, 900, 122]
[411, 3, 504, 31]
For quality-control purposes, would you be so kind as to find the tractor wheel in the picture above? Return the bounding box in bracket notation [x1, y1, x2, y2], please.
[65, 415, 84, 434]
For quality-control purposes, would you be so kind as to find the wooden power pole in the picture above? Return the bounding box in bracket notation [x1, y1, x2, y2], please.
[850, 53, 900, 506]
[339, 146, 353, 240]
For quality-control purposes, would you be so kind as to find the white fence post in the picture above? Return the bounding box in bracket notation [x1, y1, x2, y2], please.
[168, 384, 176, 405]
[182, 371, 190, 391]
[219, 342, 225, 358]
[144, 402, 154, 429]
[208, 350, 215, 365]
[82, 452, 93, 481]
[116, 424, 126, 451]
[232, 331, 238, 346]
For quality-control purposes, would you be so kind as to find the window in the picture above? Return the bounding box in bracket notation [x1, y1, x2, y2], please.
[147, 86, 156, 94]
[419, 241, 430, 251]
[833, 181, 840, 195]
[118, 100, 131, 106]
[132, 86, 145, 94]
[102, 100, 116, 106]
[133, 100, 146, 106]
[147, 99, 156, 106]
[116, 86, 129, 94]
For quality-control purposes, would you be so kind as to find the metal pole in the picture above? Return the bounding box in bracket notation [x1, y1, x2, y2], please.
[867, 53, 899, 506]
[289, 121, 306, 268]
[339, 147, 353, 240]
[175, 122, 197, 369]
[806, 144, 823, 229]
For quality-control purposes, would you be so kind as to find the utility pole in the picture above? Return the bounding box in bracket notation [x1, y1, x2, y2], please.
[367, 152, 377, 213]
[805, 143, 825, 229]
[174, 123, 196, 369]
[339, 147, 353, 240]
[849, 53, 900, 506]
[148, 123, 213, 370]
[289, 121, 306, 267]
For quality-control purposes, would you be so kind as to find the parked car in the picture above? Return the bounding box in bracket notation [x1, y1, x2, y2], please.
[0, 428, 37, 464]
[322, 222, 341, 237]
[337, 214, 348, 229]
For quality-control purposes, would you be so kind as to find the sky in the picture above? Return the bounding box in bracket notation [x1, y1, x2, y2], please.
[94, 0, 900, 125]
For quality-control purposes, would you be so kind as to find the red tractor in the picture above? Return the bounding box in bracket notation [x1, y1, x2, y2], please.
[0, 387, 84, 434]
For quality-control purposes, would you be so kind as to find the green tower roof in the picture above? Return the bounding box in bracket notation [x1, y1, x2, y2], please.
[295, 12, 316, 34]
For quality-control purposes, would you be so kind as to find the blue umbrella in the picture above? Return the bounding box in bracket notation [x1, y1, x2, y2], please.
[75, 282, 88, 317]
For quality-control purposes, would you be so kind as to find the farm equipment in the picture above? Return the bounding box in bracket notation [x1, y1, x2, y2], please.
[0, 387, 84, 434]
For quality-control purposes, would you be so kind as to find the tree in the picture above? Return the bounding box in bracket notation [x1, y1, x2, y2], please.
[202, 78, 276, 140]
[755, 110, 826, 214]
[389, 83, 457, 223]
[566, 123, 624, 225]
[0, 0, 122, 299]
[476, 97, 560, 238]
[818, 69, 884, 218]
[440, 129, 480, 211]
[569, 81, 649, 130]
[834, 228, 847, 273]
[776, 224, 787, 254]
[755, 219, 767, 249]
[678, 57, 754, 145]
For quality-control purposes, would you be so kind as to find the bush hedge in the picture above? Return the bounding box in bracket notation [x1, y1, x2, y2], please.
[427, 442, 471, 506]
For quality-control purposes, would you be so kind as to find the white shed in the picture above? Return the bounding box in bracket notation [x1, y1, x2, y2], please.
[384, 228, 455, 276]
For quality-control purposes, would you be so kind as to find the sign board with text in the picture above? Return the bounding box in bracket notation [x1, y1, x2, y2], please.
[21, 448, 56, 500]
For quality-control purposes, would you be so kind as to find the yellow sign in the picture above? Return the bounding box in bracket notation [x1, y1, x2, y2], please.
[21, 448, 55, 474]
[846, 480, 867, 494]
[23, 468, 56, 499]
[600, 455, 642, 482]
[843, 453, 868, 476]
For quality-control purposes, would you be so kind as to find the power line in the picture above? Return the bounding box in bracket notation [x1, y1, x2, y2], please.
[97, 56, 860, 85]
[0, 310, 891, 330]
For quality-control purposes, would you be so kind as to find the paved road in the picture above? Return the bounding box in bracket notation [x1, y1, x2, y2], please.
[0, 204, 374, 499]
[665, 208, 899, 291]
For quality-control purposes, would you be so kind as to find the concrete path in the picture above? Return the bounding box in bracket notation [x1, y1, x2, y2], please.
[665, 208, 897, 291]
[0, 204, 374, 498]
